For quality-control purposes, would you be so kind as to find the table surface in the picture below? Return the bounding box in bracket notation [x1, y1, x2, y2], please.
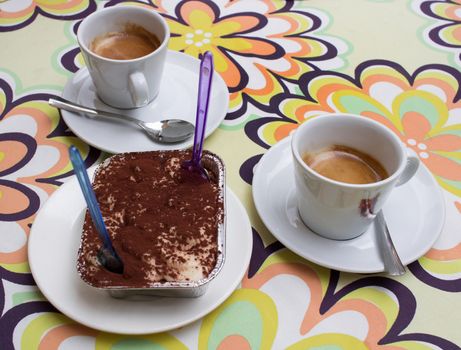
[1, 0, 461, 349]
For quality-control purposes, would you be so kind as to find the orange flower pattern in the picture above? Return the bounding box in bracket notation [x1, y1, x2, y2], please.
[247, 61, 461, 197]
[0, 0, 96, 31]
[0, 71, 101, 270]
[150, 0, 341, 118]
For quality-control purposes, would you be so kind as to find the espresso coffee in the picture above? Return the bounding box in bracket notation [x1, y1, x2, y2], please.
[90, 24, 160, 60]
[303, 145, 388, 184]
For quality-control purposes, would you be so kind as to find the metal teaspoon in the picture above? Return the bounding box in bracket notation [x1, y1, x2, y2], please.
[49, 98, 195, 144]
[375, 210, 406, 276]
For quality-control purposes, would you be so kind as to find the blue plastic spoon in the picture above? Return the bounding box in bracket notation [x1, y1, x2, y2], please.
[182, 51, 214, 180]
[69, 146, 124, 274]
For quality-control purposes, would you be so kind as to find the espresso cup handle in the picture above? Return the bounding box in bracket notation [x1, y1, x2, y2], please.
[396, 149, 420, 187]
[128, 72, 149, 107]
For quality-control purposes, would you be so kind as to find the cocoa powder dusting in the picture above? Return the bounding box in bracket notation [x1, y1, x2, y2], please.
[77, 150, 224, 288]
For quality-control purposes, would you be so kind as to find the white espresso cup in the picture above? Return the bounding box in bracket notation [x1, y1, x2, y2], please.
[291, 114, 420, 240]
[77, 6, 170, 109]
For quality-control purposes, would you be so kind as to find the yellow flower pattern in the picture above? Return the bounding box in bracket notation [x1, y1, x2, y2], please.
[156, 0, 340, 117]
[0, 0, 95, 31]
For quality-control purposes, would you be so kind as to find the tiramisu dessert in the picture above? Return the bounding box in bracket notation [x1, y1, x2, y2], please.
[77, 150, 225, 291]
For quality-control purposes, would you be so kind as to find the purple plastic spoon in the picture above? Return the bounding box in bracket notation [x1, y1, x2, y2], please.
[182, 51, 214, 180]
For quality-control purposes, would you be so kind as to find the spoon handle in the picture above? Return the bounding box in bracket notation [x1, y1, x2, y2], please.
[375, 211, 405, 276]
[68, 146, 117, 256]
[49, 98, 143, 127]
[192, 51, 213, 165]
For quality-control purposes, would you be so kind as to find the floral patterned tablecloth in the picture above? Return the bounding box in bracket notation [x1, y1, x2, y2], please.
[1, 0, 461, 349]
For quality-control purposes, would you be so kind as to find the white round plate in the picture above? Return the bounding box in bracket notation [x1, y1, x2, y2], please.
[61, 50, 229, 154]
[28, 173, 252, 334]
[252, 137, 445, 274]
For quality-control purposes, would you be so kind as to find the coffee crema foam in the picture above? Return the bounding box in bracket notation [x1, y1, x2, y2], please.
[90, 23, 160, 60]
[303, 145, 389, 184]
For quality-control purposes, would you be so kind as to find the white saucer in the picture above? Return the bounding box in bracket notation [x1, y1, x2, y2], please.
[61, 50, 229, 154]
[28, 170, 252, 334]
[252, 137, 445, 274]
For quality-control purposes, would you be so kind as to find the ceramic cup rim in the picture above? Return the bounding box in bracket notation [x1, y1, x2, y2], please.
[77, 6, 170, 64]
[291, 113, 407, 189]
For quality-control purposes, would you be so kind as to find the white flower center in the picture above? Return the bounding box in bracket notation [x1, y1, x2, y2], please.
[407, 138, 417, 146]
[184, 30, 212, 46]
[417, 143, 427, 150]
[419, 152, 429, 159]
